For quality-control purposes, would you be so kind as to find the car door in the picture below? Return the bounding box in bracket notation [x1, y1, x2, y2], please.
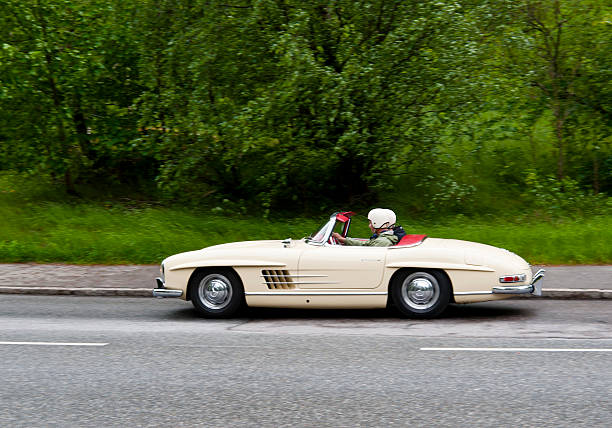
[297, 244, 387, 289]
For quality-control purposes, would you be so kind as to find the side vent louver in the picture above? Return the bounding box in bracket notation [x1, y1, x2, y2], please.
[262, 270, 295, 289]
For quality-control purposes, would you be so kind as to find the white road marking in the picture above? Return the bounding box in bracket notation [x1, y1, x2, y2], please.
[174, 345, 274, 349]
[0, 341, 108, 347]
[421, 347, 612, 352]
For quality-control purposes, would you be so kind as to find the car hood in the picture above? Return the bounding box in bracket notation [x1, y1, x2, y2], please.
[201, 240, 284, 251]
[162, 240, 289, 270]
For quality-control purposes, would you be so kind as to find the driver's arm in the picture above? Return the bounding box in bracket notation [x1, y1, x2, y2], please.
[331, 232, 347, 244]
[333, 233, 369, 246]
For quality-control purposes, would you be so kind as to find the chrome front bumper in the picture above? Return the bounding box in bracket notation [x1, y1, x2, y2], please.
[492, 269, 546, 296]
[153, 277, 183, 298]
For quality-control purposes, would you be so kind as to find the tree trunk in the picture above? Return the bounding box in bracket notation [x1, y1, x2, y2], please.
[64, 168, 77, 196]
[73, 93, 90, 159]
[37, 2, 78, 195]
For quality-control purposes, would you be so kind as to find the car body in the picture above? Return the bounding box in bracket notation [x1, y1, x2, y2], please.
[154, 212, 545, 318]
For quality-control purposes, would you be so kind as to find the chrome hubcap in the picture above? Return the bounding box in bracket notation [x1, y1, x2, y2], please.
[198, 274, 233, 310]
[401, 273, 440, 310]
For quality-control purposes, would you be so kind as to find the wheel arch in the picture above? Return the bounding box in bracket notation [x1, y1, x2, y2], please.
[387, 267, 455, 306]
[186, 266, 244, 302]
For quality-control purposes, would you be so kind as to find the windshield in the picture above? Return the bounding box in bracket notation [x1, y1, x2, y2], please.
[308, 221, 331, 243]
[306, 213, 353, 244]
[307, 215, 336, 244]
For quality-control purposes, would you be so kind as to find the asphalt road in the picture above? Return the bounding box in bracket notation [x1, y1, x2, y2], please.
[1, 296, 611, 427]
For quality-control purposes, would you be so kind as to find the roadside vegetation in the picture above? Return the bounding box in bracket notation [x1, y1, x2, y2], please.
[1, 1, 610, 265]
[1, 173, 610, 265]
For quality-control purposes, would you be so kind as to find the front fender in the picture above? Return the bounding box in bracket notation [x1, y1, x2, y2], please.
[168, 260, 287, 271]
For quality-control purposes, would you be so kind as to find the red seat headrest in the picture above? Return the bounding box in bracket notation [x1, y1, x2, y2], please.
[396, 234, 427, 247]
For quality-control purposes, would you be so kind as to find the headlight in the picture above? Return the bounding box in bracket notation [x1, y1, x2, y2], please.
[160, 262, 165, 281]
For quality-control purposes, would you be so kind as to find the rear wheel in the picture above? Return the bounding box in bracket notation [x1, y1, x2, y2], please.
[190, 269, 244, 318]
[391, 270, 451, 319]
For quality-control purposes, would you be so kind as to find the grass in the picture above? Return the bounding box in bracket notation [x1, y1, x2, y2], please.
[0, 201, 322, 264]
[413, 216, 612, 265]
[1, 173, 610, 265]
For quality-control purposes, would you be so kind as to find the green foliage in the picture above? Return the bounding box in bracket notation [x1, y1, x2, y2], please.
[125, 0, 494, 210]
[0, 175, 610, 264]
[0, 0, 610, 215]
[0, 172, 320, 263]
[523, 171, 611, 217]
[490, 0, 612, 184]
[0, 0, 151, 189]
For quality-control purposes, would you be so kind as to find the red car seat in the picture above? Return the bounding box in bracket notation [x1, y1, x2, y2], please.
[396, 234, 427, 246]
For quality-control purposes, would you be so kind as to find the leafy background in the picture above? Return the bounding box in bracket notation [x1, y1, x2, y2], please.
[0, 0, 610, 263]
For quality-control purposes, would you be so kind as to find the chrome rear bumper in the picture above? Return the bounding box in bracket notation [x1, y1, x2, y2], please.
[492, 269, 545, 296]
[153, 277, 183, 298]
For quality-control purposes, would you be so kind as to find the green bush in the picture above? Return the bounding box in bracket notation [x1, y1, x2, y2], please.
[1, 172, 610, 265]
[523, 171, 611, 218]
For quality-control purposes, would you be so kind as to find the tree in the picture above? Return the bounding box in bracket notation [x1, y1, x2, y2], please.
[136, 0, 494, 210]
[0, 0, 144, 192]
[501, 0, 611, 182]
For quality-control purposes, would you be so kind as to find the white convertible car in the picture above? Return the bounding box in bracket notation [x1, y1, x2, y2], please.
[154, 212, 545, 318]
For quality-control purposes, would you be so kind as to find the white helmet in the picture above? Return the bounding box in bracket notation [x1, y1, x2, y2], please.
[368, 208, 396, 229]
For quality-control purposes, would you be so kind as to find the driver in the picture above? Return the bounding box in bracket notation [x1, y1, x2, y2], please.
[332, 208, 406, 247]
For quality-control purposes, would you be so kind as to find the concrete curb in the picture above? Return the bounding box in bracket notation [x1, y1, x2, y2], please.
[0, 287, 611, 299]
[0, 287, 152, 297]
[538, 288, 612, 299]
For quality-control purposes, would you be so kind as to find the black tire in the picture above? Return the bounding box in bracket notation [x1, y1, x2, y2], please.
[190, 269, 244, 318]
[391, 270, 451, 319]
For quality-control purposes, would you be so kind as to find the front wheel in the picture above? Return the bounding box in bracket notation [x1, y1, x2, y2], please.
[190, 270, 244, 318]
[391, 270, 451, 319]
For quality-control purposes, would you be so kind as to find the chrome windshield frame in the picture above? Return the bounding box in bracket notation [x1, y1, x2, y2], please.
[305, 214, 337, 246]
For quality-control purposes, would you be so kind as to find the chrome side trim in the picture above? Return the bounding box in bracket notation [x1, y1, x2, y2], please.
[260, 282, 340, 285]
[245, 291, 387, 296]
[259, 274, 328, 278]
[169, 261, 286, 271]
[153, 288, 183, 298]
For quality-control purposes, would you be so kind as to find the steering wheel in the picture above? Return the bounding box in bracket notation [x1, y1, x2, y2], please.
[328, 234, 338, 245]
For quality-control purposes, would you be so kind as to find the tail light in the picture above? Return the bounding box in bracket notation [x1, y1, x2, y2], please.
[499, 274, 526, 283]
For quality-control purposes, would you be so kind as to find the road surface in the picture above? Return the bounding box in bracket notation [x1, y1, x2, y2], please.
[0, 296, 610, 427]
